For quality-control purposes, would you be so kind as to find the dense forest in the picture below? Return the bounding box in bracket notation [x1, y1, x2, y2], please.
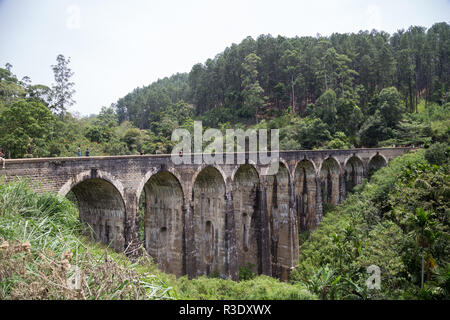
[114, 22, 450, 150]
[1, 23, 449, 158]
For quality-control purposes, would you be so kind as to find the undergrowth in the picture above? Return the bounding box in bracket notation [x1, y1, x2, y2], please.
[0, 179, 173, 300]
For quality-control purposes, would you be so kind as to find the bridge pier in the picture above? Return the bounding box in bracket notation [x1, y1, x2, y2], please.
[258, 181, 272, 276]
[314, 176, 323, 227]
[339, 173, 346, 204]
[124, 191, 141, 257]
[184, 201, 196, 279]
[225, 187, 238, 280]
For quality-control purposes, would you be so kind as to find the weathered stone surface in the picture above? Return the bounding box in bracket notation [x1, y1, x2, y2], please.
[1, 147, 411, 280]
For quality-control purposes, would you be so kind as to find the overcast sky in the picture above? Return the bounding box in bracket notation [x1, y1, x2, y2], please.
[1, 0, 449, 116]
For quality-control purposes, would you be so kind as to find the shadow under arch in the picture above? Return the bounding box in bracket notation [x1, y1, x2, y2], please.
[368, 153, 388, 177]
[344, 155, 364, 192]
[190, 164, 228, 198]
[294, 159, 317, 231]
[232, 164, 260, 274]
[139, 170, 185, 276]
[192, 166, 227, 277]
[319, 157, 341, 206]
[65, 176, 126, 252]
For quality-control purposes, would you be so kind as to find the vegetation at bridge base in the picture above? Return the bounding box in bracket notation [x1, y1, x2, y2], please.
[290, 147, 449, 300]
[0, 178, 316, 300]
[1, 23, 450, 158]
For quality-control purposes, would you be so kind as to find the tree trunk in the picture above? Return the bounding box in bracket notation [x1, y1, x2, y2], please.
[291, 74, 295, 114]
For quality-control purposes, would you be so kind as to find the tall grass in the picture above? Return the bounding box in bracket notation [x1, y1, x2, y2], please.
[0, 178, 173, 300]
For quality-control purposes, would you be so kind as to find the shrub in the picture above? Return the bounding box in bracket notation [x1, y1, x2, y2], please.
[425, 142, 449, 165]
[238, 263, 256, 281]
[173, 275, 316, 300]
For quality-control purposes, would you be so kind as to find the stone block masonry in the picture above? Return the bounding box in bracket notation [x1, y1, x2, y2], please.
[1, 147, 411, 281]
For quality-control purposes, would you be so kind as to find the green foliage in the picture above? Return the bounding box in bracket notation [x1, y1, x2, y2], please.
[301, 264, 342, 300]
[425, 142, 449, 165]
[238, 263, 257, 281]
[241, 53, 267, 120]
[326, 131, 352, 149]
[0, 99, 54, 158]
[173, 275, 315, 300]
[0, 179, 175, 300]
[336, 98, 363, 136]
[292, 148, 449, 299]
[50, 54, 75, 118]
[378, 87, 405, 128]
[313, 89, 337, 129]
[358, 87, 404, 147]
[111, 23, 450, 150]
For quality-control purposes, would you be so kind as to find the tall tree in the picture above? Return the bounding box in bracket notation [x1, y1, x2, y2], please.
[240, 53, 266, 121]
[281, 48, 303, 113]
[0, 99, 54, 158]
[50, 54, 75, 119]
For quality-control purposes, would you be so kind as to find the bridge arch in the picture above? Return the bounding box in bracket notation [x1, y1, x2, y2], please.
[138, 170, 184, 276]
[231, 160, 261, 184]
[58, 169, 125, 199]
[232, 164, 260, 274]
[344, 155, 364, 192]
[319, 157, 341, 206]
[192, 165, 227, 277]
[136, 167, 185, 204]
[59, 170, 126, 252]
[368, 153, 388, 177]
[294, 159, 317, 231]
[190, 164, 228, 197]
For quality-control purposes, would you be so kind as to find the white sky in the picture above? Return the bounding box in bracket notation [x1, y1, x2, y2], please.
[0, 0, 449, 116]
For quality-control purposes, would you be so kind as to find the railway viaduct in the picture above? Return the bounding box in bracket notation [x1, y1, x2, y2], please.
[1, 147, 411, 280]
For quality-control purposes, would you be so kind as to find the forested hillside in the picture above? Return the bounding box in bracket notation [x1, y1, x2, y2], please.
[118, 23, 450, 124]
[118, 26, 445, 114]
[115, 22, 450, 150]
[0, 23, 449, 158]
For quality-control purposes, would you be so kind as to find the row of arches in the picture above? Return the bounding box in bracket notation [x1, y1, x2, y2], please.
[64, 154, 387, 279]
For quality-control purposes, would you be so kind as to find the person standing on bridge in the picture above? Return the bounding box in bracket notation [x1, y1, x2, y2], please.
[85, 148, 90, 157]
[77, 145, 81, 157]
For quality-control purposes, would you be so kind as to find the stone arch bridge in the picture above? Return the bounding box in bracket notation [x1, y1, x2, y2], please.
[1, 147, 410, 280]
